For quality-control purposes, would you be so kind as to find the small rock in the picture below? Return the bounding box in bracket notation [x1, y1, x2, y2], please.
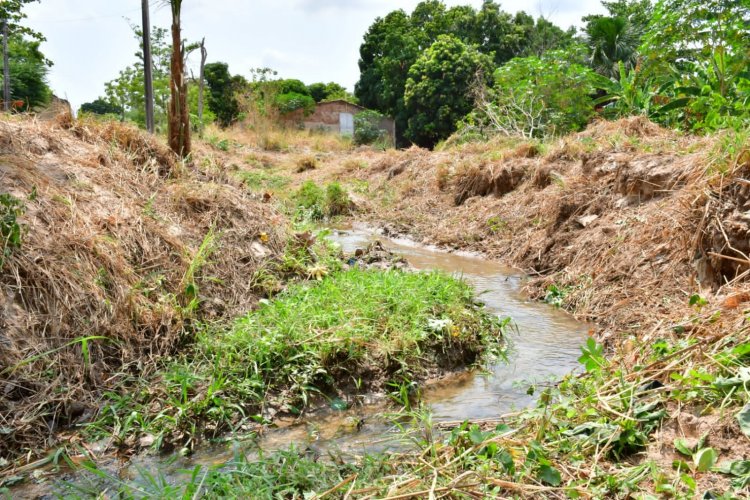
[575, 214, 599, 228]
[139, 434, 155, 448]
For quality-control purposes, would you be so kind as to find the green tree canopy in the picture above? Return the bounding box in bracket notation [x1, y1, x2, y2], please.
[585, 16, 640, 78]
[203, 61, 245, 127]
[404, 35, 493, 148]
[355, 1, 572, 145]
[80, 98, 123, 116]
[2, 36, 50, 108]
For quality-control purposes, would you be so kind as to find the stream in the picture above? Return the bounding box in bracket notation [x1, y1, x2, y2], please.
[12, 225, 589, 497]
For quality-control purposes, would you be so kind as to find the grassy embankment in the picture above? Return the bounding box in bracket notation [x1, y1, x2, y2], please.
[93, 118, 750, 498]
[0, 115, 505, 491]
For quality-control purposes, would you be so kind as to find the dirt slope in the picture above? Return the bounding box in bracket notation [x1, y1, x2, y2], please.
[299, 118, 749, 343]
[0, 116, 284, 459]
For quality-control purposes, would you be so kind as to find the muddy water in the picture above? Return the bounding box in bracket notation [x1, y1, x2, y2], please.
[332, 226, 589, 420]
[12, 226, 589, 496]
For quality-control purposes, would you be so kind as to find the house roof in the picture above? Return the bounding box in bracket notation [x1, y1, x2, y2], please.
[316, 99, 367, 110]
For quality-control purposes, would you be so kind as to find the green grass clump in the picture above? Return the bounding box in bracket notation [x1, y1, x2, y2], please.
[84, 266, 505, 452]
[292, 181, 351, 221]
[201, 268, 505, 408]
[237, 169, 290, 192]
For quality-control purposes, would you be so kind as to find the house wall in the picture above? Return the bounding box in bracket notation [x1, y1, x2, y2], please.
[281, 100, 396, 142]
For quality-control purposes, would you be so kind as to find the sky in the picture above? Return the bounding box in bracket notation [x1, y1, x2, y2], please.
[24, 0, 605, 111]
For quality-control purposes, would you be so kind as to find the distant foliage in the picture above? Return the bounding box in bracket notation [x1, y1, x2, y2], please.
[204, 62, 245, 127]
[274, 91, 315, 116]
[1, 37, 51, 109]
[103, 26, 172, 129]
[468, 48, 599, 139]
[80, 98, 123, 117]
[355, 1, 574, 145]
[404, 35, 493, 148]
[307, 82, 353, 103]
[353, 110, 385, 145]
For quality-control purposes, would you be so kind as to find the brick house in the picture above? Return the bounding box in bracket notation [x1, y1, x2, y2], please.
[283, 100, 395, 142]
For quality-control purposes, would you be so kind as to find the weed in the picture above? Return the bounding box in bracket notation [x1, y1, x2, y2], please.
[295, 155, 318, 173]
[87, 267, 506, 451]
[292, 181, 351, 221]
[0, 193, 24, 267]
[237, 170, 290, 192]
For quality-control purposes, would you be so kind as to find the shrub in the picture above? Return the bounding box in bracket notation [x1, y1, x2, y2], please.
[295, 155, 318, 173]
[275, 92, 315, 116]
[354, 110, 386, 145]
[325, 182, 350, 216]
[292, 181, 351, 220]
[470, 48, 599, 139]
[0, 193, 25, 267]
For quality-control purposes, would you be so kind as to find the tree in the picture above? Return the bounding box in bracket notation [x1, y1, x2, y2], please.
[204, 62, 243, 127]
[355, 1, 573, 145]
[167, 0, 190, 158]
[197, 38, 207, 137]
[307, 82, 351, 102]
[0, 0, 48, 110]
[104, 25, 171, 128]
[404, 35, 493, 148]
[475, 48, 599, 138]
[584, 0, 654, 36]
[80, 98, 123, 116]
[141, 0, 155, 133]
[585, 16, 640, 78]
[2, 37, 50, 109]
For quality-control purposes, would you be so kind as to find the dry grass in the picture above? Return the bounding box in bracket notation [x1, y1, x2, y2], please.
[0, 116, 285, 460]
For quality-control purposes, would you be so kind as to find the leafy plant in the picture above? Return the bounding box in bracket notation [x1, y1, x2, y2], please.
[0, 193, 25, 267]
[353, 110, 386, 146]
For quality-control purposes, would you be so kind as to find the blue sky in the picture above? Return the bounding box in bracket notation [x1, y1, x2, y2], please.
[25, 0, 605, 110]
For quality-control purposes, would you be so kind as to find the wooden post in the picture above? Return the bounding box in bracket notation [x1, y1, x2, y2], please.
[141, 0, 154, 133]
[197, 38, 206, 138]
[2, 18, 10, 112]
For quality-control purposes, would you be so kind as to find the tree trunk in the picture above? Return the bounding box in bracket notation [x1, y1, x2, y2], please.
[141, 0, 155, 133]
[198, 38, 207, 138]
[2, 19, 9, 112]
[168, 1, 190, 158]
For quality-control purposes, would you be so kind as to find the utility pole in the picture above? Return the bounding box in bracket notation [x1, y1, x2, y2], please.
[141, 0, 154, 133]
[2, 18, 10, 112]
[197, 38, 206, 138]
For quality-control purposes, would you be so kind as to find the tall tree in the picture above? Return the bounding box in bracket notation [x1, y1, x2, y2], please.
[0, 0, 44, 110]
[166, 0, 190, 157]
[141, 0, 154, 133]
[404, 35, 493, 147]
[355, 1, 572, 145]
[197, 38, 207, 137]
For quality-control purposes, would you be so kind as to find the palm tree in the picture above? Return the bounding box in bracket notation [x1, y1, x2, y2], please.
[585, 16, 640, 79]
[166, 0, 190, 157]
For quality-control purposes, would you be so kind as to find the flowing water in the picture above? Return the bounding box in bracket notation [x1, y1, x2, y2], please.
[11, 226, 590, 496]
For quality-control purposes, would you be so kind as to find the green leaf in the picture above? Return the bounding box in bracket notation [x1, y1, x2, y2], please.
[468, 425, 485, 445]
[737, 403, 750, 438]
[693, 447, 717, 472]
[674, 438, 694, 456]
[538, 464, 561, 486]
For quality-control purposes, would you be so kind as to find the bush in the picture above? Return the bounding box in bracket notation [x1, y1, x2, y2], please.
[0, 193, 25, 267]
[471, 48, 599, 139]
[275, 92, 315, 116]
[292, 181, 351, 220]
[354, 110, 386, 145]
[325, 182, 350, 216]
